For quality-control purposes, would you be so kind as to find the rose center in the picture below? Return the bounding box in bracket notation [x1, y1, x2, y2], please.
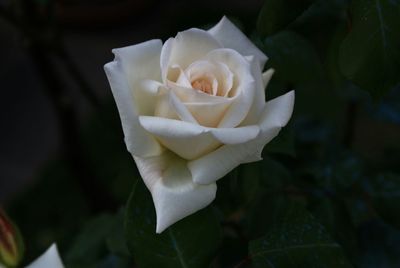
[191, 79, 212, 94]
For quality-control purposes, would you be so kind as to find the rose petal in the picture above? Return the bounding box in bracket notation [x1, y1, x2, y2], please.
[208, 16, 268, 69]
[139, 116, 220, 159]
[154, 86, 180, 120]
[188, 90, 295, 184]
[184, 101, 232, 127]
[240, 62, 273, 126]
[262, 68, 275, 88]
[210, 125, 260, 144]
[168, 90, 198, 123]
[171, 83, 230, 103]
[26, 244, 64, 268]
[205, 49, 255, 128]
[112, 40, 163, 115]
[104, 50, 163, 157]
[139, 116, 261, 159]
[160, 29, 222, 82]
[134, 152, 217, 233]
[168, 83, 235, 127]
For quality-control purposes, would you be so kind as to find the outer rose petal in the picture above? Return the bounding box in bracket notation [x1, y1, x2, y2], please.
[104, 40, 164, 157]
[112, 40, 163, 116]
[208, 16, 268, 69]
[26, 244, 64, 268]
[134, 152, 217, 233]
[139, 116, 260, 159]
[189, 91, 295, 184]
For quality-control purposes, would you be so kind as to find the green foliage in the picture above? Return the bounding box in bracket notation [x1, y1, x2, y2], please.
[339, 0, 400, 98]
[263, 31, 325, 93]
[124, 180, 222, 268]
[367, 173, 400, 229]
[65, 210, 130, 268]
[257, 0, 315, 38]
[249, 202, 353, 267]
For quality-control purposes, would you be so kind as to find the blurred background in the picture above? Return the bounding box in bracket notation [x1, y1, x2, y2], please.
[1, 0, 400, 267]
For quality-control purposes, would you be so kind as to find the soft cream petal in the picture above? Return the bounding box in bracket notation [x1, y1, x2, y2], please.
[208, 16, 268, 69]
[139, 116, 220, 159]
[188, 91, 295, 184]
[169, 90, 198, 123]
[205, 49, 255, 128]
[160, 29, 222, 82]
[184, 101, 232, 128]
[26, 244, 64, 268]
[112, 40, 163, 115]
[210, 125, 260, 144]
[262, 68, 275, 88]
[171, 83, 230, 104]
[134, 152, 217, 233]
[104, 61, 163, 157]
[154, 87, 180, 120]
[240, 63, 272, 126]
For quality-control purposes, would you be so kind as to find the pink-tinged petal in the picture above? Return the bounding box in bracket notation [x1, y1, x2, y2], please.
[134, 152, 217, 233]
[188, 91, 295, 184]
[160, 29, 222, 82]
[208, 16, 268, 69]
[205, 49, 255, 128]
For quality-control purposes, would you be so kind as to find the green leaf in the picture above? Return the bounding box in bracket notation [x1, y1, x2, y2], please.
[257, 0, 315, 38]
[339, 0, 400, 98]
[66, 210, 131, 268]
[249, 202, 353, 267]
[124, 179, 221, 268]
[66, 214, 115, 266]
[367, 172, 400, 229]
[263, 31, 325, 91]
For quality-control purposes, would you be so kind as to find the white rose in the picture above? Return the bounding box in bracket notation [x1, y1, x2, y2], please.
[104, 16, 294, 233]
[25, 244, 64, 268]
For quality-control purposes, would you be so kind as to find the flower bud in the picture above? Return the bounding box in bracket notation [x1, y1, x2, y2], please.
[0, 209, 24, 268]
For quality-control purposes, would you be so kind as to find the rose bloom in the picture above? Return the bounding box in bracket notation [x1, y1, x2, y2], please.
[105, 17, 294, 233]
[0, 244, 64, 268]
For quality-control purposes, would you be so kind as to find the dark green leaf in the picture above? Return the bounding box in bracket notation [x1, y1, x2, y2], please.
[339, 0, 400, 98]
[263, 31, 325, 93]
[310, 198, 359, 262]
[65, 210, 131, 268]
[367, 173, 400, 229]
[290, 0, 351, 89]
[249, 202, 353, 267]
[257, 0, 315, 38]
[124, 179, 221, 268]
[66, 214, 115, 266]
[106, 210, 130, 258]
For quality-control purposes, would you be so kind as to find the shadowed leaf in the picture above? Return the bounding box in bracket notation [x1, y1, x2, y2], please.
[249, 202, 353, 267]
[124, 179, 221, 268]
[339, 0, 400, 98]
